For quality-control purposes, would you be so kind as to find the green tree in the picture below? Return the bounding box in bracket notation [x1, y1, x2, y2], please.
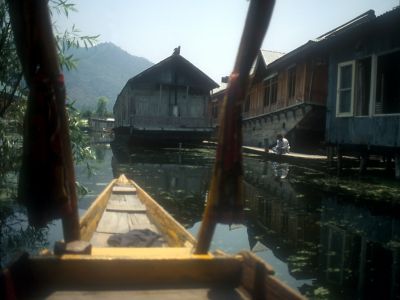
[0, 1, 98, 117]
[0, 1, 24, 117]
[96, 96, 108, 117]
[81, 109, 93, 119]
[0, 0, 98, 182]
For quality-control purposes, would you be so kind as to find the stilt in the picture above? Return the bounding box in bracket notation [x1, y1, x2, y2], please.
[359, 152, 368, 174]
[395, 154, 400, 179]
[385, 155, 393, 172]
[337, 146, 342, 176]
[327, 146, 334, 167]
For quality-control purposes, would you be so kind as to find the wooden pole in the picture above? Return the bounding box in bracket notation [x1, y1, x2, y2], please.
[37, 0, 80, 242]
[359, 152, 368, 175]
[327, 145, 334, 167]
[395, 154, 400, 179]
[8, 0, 80, 241]
[195, 0, 276, 254]
[337, 145, 342, 176]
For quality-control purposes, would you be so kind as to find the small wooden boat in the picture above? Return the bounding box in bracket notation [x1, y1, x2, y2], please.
[2, 1, 305, 298]
[2, 175, 305, 299]
[79, 174, 196, 249]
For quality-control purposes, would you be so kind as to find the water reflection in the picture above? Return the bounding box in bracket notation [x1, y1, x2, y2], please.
[271, 161, 290, 179]
[82, 145, 400, 298]
[319, 196, 400, 299]
[111, 146, 213, 228]
[242, 157, 400, 299]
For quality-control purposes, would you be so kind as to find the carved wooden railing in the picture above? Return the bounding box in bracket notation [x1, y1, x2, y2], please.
[131, 115, 212, 129]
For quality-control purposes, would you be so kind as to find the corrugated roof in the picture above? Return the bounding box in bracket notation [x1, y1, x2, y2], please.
[250, 50, 285, 75]
[211, 82, 228, 96]
[260, 50, 285, 66]
[316, 10, 376, 41]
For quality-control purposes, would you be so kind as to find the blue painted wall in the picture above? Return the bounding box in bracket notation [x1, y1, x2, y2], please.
[325, 10, 400, 149]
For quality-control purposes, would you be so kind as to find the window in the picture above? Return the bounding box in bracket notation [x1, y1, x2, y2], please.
[375, 50, 400, 114]
[270, 76, 278, 104]
[212, 103, 218, 118]
[354, 58, 371, 116]
[336, 50, 400, 117]
[244, 95, 250, 112]
[263, 84, 269, 107]
[336, 61, 355, 116]
[263, 75, 278, 107]
[287, 66, 296, 99]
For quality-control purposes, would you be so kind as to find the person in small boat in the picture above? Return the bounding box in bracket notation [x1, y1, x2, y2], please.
[272, 134, 290, 155]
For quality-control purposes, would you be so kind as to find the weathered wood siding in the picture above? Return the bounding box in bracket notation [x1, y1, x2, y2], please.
[115, 87, 210, 130]
[209, 90, 225, 129]
[325, 16, 400, 148]
[114, 54, 217, 135]
[308, 62, 328, 106]
[242, 55, 327, 148]
[244, 59, 324, 120]
[242, 104, 315, 147]
[89, 118, 115, 132]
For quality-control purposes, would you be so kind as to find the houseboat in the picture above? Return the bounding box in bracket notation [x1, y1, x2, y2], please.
[241, 47, 328, 152]
[321, 8, 400, 177]
[88, 117, 115, 132]
[113, 48, 218, 147]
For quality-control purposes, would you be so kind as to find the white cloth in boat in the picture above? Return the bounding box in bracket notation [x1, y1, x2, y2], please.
[107, 229, 165, 247]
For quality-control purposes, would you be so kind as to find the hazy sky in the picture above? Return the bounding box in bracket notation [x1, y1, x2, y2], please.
[54, 0, 399, 83]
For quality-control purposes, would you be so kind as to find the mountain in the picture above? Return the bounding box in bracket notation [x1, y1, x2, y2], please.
[64, 42, 153, 111]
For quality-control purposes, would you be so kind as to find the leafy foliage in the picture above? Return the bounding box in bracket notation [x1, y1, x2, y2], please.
[0, 1, 24, 117]
[95, 96, 108, 117]
[51, 0, 99, 71]
[0, 200, 49, 268]
[0, 0, 98, 267]
[67, 102, 95, 164]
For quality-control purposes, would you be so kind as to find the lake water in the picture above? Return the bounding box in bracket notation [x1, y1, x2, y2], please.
[2, 144, 400, 299]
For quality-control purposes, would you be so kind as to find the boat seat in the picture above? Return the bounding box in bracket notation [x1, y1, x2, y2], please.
[106, 203, 147, 213]
[112, 186, 137, 194]
[43, 287, 248, 299]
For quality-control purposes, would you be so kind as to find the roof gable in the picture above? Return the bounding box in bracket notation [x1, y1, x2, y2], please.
[128, 53, 218, 90]
[250, 50, 285, 77]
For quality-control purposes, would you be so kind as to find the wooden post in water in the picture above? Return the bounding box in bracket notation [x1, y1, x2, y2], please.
[359, 152, 368, 174]
[395, 154, 400, 179]
[327, 145, 334, 167]
[337, 145, 342, 176]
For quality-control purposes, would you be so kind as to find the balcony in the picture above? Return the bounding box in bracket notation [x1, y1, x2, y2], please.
[131, 115, 211, 130]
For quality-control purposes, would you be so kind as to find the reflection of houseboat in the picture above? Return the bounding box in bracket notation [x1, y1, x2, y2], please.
[113, 49, 218, 147]
[88, 117, 115, 133]
[111, 147, 211, 197]
[110, 147, 212, 229]
[243, 158, 321, 276]
[320, 197, 400, 299]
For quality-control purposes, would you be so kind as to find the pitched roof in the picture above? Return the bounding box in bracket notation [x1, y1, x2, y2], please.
[127, 53, 218, 90]
[260, 50, 286, 66]
[315, 10, 376, 42]
[250, 50, 285, 75]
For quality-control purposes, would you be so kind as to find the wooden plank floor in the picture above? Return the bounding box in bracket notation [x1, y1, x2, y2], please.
[243, 146, 326, 160]
[45, 288, 249, 299]
[90, 187, 163, 247]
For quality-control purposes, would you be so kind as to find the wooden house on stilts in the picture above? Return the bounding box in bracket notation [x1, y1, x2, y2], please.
[113, 48, 218, 147]
[321, 8, 400, 177]
[241, 47, 328, 152]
